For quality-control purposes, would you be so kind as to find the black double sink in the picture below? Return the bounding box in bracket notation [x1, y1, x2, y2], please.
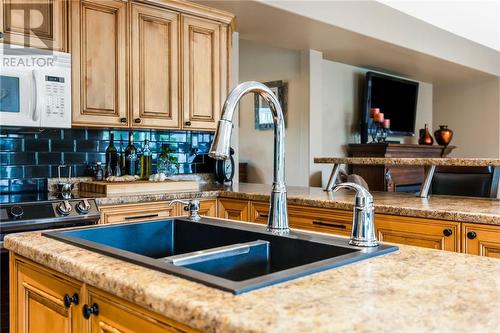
[44, 218, 397, 294]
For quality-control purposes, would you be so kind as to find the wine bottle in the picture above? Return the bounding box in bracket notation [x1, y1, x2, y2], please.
[105, 133, 118, 174]
[124, 132, 137, 175]
[140, 139, 153, 179]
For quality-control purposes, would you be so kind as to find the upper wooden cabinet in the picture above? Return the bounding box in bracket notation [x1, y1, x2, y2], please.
[70, 0, 128, 127]
[69, 0, 233, 130]
[0, 0, 68, 50]
[462, 223, 500, 258]
[181, 15, 226, 130]
[130, 3, 180, 129]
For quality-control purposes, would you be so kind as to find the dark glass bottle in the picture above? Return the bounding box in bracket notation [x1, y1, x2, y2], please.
[105, 133, 118, 173]
[124, 132, 137, 175]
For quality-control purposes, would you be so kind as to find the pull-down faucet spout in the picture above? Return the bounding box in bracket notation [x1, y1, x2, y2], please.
[209, 81, 289, 234]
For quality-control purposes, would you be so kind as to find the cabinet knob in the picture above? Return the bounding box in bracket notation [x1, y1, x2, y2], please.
[185, 121, 191, 126]
[442, 228, 453, 237]
[63, 293, 79, 308]
[134, 118, 141, 124]
[83, 303, 99, 319]
[466, 231, 477, 240]
[120, 117, 127, 123]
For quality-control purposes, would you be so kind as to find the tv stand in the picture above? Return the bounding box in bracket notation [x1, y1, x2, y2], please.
[348, 143, 455, 191]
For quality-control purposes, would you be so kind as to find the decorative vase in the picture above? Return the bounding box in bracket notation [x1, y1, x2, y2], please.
[434, 125, 453, 147]
[418, 124, 434, 145]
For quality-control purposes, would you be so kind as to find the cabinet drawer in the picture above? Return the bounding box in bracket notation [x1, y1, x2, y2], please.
[462, 223, 500, 258]
[375, 214, 460, 252]
[250, 202, 352, 236]
[99, 202, 178, 224]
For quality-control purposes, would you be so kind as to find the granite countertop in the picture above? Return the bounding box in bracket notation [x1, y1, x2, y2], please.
[92, 183, 500, 226]
[5, 228, 500, 333]
[314, 157, 500, 166]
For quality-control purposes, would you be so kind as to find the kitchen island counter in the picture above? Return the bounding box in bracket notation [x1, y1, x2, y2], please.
[5, 227, 500, 333]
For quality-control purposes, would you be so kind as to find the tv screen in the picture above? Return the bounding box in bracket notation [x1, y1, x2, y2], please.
[361, 71, 419, 141]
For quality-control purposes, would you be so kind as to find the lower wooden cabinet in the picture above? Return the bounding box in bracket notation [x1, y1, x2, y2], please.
[10, 255, 198, 333]
[218, 199, 250, 221]
[86, 287, 195, 333]
[10, 256, 83, 333]
[462, 223, 500, 258]
[178, 199, 217, 218]
[375, 215, 460, 252]
[99, 201, 179, 224]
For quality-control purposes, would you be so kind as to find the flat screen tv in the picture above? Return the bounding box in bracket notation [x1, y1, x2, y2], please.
[360, 71, 419, 143]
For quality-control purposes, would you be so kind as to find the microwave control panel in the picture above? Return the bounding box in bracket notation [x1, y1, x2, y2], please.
[45, 75, 66, 118]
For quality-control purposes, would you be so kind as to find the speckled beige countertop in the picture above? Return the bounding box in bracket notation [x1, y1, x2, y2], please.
[5, 227, 500, 333]
[314, 157, 500, 166]
[91, 183, 500, 226]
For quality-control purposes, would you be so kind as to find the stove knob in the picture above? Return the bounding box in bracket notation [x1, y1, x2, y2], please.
[76, 199, 91, 214]
[57, 201, 72, 216]
[10, 206, 23, 219]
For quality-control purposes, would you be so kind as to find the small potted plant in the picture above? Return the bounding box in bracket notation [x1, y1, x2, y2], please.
[157, 145, 180, 177]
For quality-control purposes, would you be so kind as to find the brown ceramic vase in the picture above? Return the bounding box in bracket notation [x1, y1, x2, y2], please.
[434, 125, 453, 147]
[418, 124, 434, 145]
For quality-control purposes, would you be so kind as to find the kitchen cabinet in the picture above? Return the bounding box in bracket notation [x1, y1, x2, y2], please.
[130, 2, 180, 129]
[218, 199, 250, 221]
[0, 0, 68, 51]
[375, 215, 460, 252]
[10, 256, 83, 333]
[250, 201, 353, 236]
[70, 0, 128, 128]
[86, 287, 195, 333]
[178, 199, 217, 217]
[99, 201, 179, 224]
[181, 15, 227, 130]
[462, 223, 500, 258]
[70, 0, 233, 130]
[10, 254, 198, 333]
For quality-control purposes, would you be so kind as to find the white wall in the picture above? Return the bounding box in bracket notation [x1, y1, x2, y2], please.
[433, 77, 500, 158]
[239, 39, 309, 186]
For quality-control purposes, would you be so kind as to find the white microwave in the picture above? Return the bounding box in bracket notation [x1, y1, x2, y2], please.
[0, 44, 71, 128]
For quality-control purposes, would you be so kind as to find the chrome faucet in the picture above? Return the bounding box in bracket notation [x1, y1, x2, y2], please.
[170, 199, 201, 222]
[209, 81, 289, 234]
[333, 183, 378, 247]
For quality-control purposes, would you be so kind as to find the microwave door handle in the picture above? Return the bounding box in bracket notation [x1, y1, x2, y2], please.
[32, 72, 41, 122]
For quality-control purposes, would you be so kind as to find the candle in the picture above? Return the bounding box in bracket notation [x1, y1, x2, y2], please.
[373, 112, 384, 123]
[370, 108, 380, 118]
[382, 118, 390, 129]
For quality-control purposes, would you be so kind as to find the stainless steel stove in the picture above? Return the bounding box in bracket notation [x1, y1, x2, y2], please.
[0, 195, 100, 333]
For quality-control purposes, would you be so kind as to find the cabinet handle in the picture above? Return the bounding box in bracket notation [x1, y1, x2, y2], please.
[83, 303, 99, 319]
[312, 221, 347, 229]
[124, 213, 159, 220]
[259, 213, 269, 218]
[185, 121, 191, 126]
[467, 231, 477, 240]
[120, 117, 127, 123]
[63, 293, 79, 308]
[134, 118, 141, 124]
[443, 228, 453, 237]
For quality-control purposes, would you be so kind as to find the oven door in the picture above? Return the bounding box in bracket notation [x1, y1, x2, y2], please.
[0, 68, 38, 127]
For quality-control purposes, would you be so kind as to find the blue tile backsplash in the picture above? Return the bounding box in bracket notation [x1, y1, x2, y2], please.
[0, 128, 215, 189]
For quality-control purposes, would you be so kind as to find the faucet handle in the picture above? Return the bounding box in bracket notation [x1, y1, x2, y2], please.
[169, 199, 201, 221]
[333, 182, 373, 207]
